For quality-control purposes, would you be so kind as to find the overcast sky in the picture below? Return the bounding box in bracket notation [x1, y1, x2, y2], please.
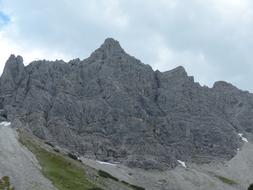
[0, 0, 253, 91]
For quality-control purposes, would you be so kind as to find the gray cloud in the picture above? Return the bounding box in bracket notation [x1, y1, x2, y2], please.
[0, 0, 253, 91]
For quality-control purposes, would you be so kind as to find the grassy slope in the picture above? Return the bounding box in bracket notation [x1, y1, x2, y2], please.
[215, 175, 238, 185]
[19, 132, 100, 190]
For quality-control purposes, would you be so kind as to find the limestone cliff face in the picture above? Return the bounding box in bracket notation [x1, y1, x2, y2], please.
[0, 55, 25, 94]
[0, 38, 252, 169]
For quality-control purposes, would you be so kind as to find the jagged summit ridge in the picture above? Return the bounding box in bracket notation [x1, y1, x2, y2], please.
[7, 54, 24, 63]
[101, 38, 123, 50]
[0, 38, 252, 170]
[0, 54, 25, 93]
[3, 54, 24, 72]
[163, 66, 188, 78]
[212, 80, 240, 91]
[89, 38, 125, 61]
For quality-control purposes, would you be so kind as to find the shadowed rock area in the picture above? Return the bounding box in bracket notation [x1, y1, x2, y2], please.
[0, 38, 252, 170]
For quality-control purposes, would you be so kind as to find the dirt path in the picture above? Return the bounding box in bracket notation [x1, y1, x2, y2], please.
[0, 122, 57, 190]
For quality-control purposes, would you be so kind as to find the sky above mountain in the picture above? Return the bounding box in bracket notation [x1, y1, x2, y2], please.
[0, 0, 253, 91]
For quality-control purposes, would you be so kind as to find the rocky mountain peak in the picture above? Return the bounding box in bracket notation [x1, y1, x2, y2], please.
[212, 81, 238, 91]
[161, 66, 189, 81]
[163, 66, 187, 76]
[3, 54, 24, 74]
[89, 38, 125, 60]
[171, 66, 187, 74]
[0, 39, 252, 171]
[0, 54, 25, 93]
[5, 54, 24, 67]
[101, 38, 122, 49]
[4, 54, 24, 74]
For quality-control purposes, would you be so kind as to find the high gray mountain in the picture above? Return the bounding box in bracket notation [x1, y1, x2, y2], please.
[0, 38, 252, 169]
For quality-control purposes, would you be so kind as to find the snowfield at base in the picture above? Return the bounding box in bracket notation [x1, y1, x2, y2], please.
[96, 161, 117, 166]
[177, 160, 187, 168]
[238, 133, 248, 143]
[0, 122, 11, 127]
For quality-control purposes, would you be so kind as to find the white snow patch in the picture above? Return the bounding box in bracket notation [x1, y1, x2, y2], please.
[177, 160, 187, 168]
[77, 157, 82, 161]
[0, 122, 11, 127]
[238, 133, 248, 143]
[96, 161, 117, 166]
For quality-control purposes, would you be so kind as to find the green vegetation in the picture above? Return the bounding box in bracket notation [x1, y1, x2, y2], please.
[19, 131, 145, 190]
[19, 133, 99, 190]
[98, 170, 119, 181]
[97, 169, 146, 190]
[0, 176, 15, 190]
[248, 184, 253, 190]
[215, 175, 237, 185]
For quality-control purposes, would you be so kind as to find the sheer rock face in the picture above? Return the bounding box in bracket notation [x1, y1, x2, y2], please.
[0, 55, 25, 94]
[0, 38, 252, 170]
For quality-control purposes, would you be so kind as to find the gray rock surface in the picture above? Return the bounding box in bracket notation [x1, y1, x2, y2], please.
[0, 38, 252, 169]
[0, 122, 57, 190]
[82, 142, 253, 190]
